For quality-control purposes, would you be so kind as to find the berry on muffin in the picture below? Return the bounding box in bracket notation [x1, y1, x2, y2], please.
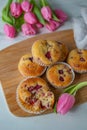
[46, 62, 75, 88]
[16, 77, 54, 114]
[31, 40, 62, 66]
[67, 49, 87, 73]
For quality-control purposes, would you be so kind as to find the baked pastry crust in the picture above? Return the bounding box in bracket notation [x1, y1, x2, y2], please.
[16, 77, 54, 114]
[57, 42, 68, 61]
[67, 49, 87, 73]
[31, 40, 62, 66]
[46, 62, 75, 88]
[18, 53, 46, 77]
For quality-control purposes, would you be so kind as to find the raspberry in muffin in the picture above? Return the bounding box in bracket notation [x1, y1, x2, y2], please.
[67, 49, 87, 73]
[46, 62, 75, 88]
[31, 40, 62, 66]
[16, 77, 54, 114]
[18, 53, 46, 77]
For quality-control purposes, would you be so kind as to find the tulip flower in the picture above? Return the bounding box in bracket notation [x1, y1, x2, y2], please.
[21, 1, 33, 12]
[56, 93, 75, 115]
[41, 6, 52, 21]
[21, 23, 37, 35]
[4, 24, 16, 38]
[36, 22, 44, 28]
[24, 12, 38, 24]
[39, 0, 60, 21]
[10, 2, 22, 18]
[30, 0, 46, 25]
[55, 9, 68, 23]
[54, 81, 87, 115]
[46, 20, 60, 31]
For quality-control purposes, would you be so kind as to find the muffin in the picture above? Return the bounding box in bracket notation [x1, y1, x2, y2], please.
[16, 77, 54, 114]
[67, 49, 87, 73]
[31, 40, 62, 66]
[18, 53, 46, 77]
[46, 62, 75, 88]
[57, 41, 68, 61]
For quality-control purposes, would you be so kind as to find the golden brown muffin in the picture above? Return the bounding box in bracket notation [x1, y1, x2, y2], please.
[16, 77, 54, 114]
[31, 40, 62, 66]
[67, 49, 87, 73]
[18, 53, 46, 77]
[46, 62, 75, 88]
[57, 41, 68, 61]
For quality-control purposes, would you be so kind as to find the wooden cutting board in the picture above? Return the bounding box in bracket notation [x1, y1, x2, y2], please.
[0, 29, 87, 117]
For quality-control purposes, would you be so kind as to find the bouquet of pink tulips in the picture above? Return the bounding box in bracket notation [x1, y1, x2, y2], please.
[54, 81, 87, 115]
[2, 0, 68, 38]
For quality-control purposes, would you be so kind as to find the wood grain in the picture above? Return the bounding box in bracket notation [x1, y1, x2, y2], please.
[0, 29, 87, 117]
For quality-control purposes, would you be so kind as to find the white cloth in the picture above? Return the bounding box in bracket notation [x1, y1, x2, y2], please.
[81, 7, 87, 25]
[73, 7, 87, 49]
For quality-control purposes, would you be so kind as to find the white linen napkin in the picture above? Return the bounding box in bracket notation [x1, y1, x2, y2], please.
[81, 7, 87, 25]
[73, 7, 87, 49]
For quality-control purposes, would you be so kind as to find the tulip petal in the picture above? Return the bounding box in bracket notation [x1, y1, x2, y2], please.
[57, 93, 70, 113]
[41, 6, 52, 21]
[4, 24, 16, 38]
[21, 23, 37, 35]
[55, 9, 68, 23]
[24, 12, 38, 24]
[57, 93, 75, 115]
[10, 2, 22, 18]
[60, 95, 75, 114]
[21, 1, 33, 12]
[36, 22, 44, 28]
[46, 20, 60, 31]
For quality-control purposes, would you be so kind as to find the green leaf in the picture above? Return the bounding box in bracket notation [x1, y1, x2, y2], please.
[52, 11, 60, 22]
[2, 0, 15, 25]
[15, 14, 24, 31]
[33, 5, 46, 25]
[2, 7, 13, 25]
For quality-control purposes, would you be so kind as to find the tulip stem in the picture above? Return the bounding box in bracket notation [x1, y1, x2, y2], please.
[53, 102, 57, 113]
[69, 81, 87, 95]
[40, 0, 48, 6]
[31, 0, 46, 25]
[64, 84, 76, 93]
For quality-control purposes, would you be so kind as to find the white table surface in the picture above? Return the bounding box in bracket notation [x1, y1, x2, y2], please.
[0, 0, 87, 130]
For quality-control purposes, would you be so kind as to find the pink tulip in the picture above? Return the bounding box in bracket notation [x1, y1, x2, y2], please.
[36, 22, 44, 28]
[10, 2, 22, 18]
[4, 24, 16, 38]
[21, 23, 37, 35]
[41, 6, 52, 21]
[21, 1, 33, 12]
[46, 20, 60, 31]
[24, 12, 38, 24]
[55, 9, 68, 23]
[57, 93, 75, 115]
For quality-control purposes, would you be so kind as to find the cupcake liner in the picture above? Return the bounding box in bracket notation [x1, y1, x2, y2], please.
[19, 65, 47, 78]
[46, 62, 75, 89]
[16, 77, 47, 114]
[33, 57, 48, 67]
[73, 68, 87, 74]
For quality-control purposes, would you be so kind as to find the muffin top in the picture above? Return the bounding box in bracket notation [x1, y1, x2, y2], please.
[31, 40, 62, 66]
[46, 62, 75, 88]
[17, 77, 54, 114]
[67, 49, 87, 73]
[57, 42, 68, 61]
[18, 53, 46, 77]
